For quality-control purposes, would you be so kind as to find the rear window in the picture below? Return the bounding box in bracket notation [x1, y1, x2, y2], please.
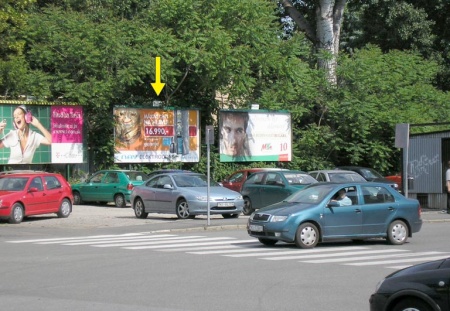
[126, 171, 147, 182]
[0, 177, 29, 191]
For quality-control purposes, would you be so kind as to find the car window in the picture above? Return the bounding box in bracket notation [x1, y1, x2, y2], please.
[244, 172, 264, 185]
[265, 173, 283, 185]
[145, 177, 160, 188]
[0, 177, 28, 191]
[228, 172, 244, 183]
[90, 172, 104, 183]
[158, 176, 173, 188]
[284, 173, 317, 185]
[361, 186, 393, 204]
[287, 184, 334, 203]
[329, 173, 365, 182]
[127, 171, 147, 181]
[316, 173, 326, 182]
[30, 177, 44, 191]
[105, 172, 119, 183]
[44, 176, 61, 189]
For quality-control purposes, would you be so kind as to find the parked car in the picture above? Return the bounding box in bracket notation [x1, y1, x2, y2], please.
[247, 182, 422, 248]
[221, 168, 288, 193]
[385, 173, 402, 190]
[369, 257, 450, 311]
[71, 170, 147, 207]
[146, 169, 191, 180]
[308, 169, 367, 182]
[0, 171, 73, 224]
[131, 172, 244, 219]
[241, 170, 317, 215]
[337, 166, 400, 191]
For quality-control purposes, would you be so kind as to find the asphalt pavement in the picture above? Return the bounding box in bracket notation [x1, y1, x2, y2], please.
[1, 204, 449, 231]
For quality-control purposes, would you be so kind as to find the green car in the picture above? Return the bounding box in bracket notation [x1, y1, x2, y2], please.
[241, 170, 317, 215]
[71, 170, 147, 207]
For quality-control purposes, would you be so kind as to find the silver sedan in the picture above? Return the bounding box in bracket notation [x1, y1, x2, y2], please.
[131, 172, 244, 219]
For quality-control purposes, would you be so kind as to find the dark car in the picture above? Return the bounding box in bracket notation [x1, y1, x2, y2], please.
[0, 172, 73, 224]
[247, 182, 422, 248]
[241, 170, 317, 215]
[221, 168, 287, 193]
[71, 170, 147, 207]
[370, 257, 450, 311]
[337, 166, 400, 191]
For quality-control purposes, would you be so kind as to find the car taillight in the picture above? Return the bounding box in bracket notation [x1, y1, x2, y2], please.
[127, 183, 134, 191]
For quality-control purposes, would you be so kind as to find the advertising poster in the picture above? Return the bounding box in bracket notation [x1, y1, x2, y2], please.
[113, 107, 200, 163]
[51, 106, 84, 163]
[0, 103, 84, 164]
[219, 110, 292, 162]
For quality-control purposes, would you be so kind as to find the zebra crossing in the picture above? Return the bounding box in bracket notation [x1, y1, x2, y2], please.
[6, 233, 450, 269]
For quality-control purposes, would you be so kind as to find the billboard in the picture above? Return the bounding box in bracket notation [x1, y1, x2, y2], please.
[113, 107, 200, 163]
[0, 103, 84, 164]
[219, 110, 292, 162]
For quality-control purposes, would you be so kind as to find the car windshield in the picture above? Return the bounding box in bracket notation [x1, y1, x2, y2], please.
[329, 173, 366, 182]
[0, 177, 28, 191]
[360, 168, 383, 179]
[173, 174, 220, 187]
[284, 185, 334, 204]
[283, 172, 317, 185]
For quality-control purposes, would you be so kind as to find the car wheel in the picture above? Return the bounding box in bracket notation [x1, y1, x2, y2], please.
[258, 238, 277, 246]
[295, 222, 319, 249]
[242, 197, 254, 215]
[222, 213, 240, 219]
[73, 191, 82, 205]
[176, 199, 190, 219]
[133, 198, 148, 219]
[57, 199, 72, 218]
[9, 203, 24, 224]
[387, 220, 408, 245]
[114, 194, 126, 208]
[392, 298, 432, 311]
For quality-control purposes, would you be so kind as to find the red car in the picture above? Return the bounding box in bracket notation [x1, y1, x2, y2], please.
[0, 172, 73, 224]
[221, 168, 288, 193]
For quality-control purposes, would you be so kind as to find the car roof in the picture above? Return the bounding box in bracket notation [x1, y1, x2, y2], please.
[0, 170, 47, 175]
[307, 181, 392, 188]
[309, 170, 359, 174]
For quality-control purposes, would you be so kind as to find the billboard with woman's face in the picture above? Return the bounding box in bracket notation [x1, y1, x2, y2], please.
[0, 103, 84, 164]
[219, 110, 292, 162]
[113, 107, 200, 163]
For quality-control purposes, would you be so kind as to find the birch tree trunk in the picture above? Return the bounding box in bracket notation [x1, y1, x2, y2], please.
[281, 0, 346, 85]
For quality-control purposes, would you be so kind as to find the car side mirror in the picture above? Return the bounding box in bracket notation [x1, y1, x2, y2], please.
[163, 184, 174, 190]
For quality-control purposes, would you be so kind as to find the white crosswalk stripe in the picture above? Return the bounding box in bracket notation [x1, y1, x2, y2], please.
[6, 233, 450, 269]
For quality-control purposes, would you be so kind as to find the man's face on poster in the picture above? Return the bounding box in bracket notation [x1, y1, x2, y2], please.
[221, 114, 246, 156]
[115, 109, 141, 144]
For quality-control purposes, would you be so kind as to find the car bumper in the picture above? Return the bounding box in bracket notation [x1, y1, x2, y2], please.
[247, 220, 295, 242]
[189, 200, 244, 215]
[369, 293, 388, 311]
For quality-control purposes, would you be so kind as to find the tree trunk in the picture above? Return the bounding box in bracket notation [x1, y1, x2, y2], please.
[281, 0, 346, 85]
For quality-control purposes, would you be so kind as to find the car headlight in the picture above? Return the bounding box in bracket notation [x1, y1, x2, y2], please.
[236, 195, 243, 200]
[271, 215, 288, 222]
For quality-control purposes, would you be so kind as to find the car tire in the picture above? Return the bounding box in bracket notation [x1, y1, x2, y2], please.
[73, 191, 83, 205]
[242, 197, 254, 215]
[387, 220, 408, 245]
[222, 213, 240, 219]
[295, 222, 319, 249]
[114, 194, 126, 208]
[9, 203, 24, 224]
[57, 199, 72, 218]
[176, 199, 190, 219]
[392, 298, 432, 311]
[133, 198, 148, 219]
[258, 238, 277, 246]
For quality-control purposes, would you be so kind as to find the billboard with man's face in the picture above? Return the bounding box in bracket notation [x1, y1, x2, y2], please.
[0, 103, 84, 164]
[113, 107, 200, 163]
[219, 110, 292, 162]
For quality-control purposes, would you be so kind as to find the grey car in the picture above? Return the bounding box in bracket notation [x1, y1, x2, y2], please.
[308, 169, 367, 183]
[131, 172, 244, 219]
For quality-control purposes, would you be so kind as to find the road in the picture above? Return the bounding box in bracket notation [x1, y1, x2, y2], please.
[1, 205, 450, 311]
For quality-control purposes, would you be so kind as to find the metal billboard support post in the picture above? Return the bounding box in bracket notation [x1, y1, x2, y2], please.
[205, 126, 214, 226]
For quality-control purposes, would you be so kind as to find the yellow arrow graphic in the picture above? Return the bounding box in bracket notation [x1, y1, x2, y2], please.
[151, 56, 165, 96]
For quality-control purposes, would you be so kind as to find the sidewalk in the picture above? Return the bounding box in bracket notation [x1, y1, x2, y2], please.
[421, 209, 450, 223]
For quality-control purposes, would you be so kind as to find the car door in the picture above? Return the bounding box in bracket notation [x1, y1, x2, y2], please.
[222, 171, 244, 192]
[25, 176, 48, 214]
[80, 172, 105, 202]
[241, 172, 265, 209]
[322, 186, 363, 238]
[151, 175, 176, 212]
[259, 172, 292, 207]
[99, 172, 120, 202]
[43, 175, 63, 211]
[361, 185, 397, 235]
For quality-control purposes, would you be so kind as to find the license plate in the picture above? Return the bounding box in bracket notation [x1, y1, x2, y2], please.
[218, 202, 234, 207]
[249, 224, 263, 232]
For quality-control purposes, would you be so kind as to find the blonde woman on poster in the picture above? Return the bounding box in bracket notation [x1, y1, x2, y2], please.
[0, 105, 52, 164]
